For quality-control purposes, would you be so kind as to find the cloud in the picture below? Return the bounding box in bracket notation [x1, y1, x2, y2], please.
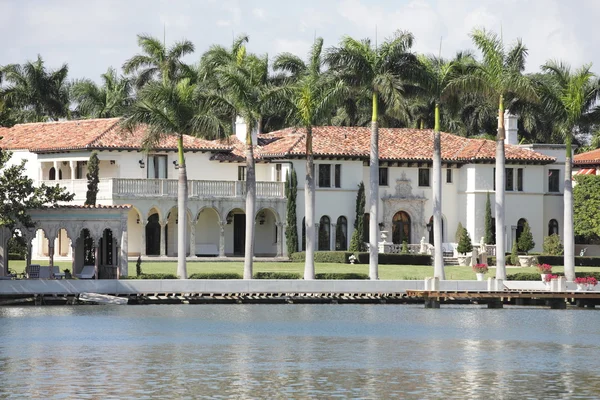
[253, 8, 266, 20]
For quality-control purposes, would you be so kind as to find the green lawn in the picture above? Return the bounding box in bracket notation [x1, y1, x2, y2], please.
[9, 260, 600, 280]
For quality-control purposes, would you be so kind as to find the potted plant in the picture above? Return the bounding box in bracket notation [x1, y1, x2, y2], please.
[575, 276, 598, 291]
[536, 264, 552, 281]
[517, 222, 536, 266]
[472, 263, 488, 281]
[544, 274, 559, 289]
[456, 226, 473, 266]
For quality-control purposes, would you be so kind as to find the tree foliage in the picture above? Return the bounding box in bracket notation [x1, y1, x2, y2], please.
[349, 182, 366, 252]
[574, 175, 600, 242]
[484, 191, 494, 244]
[517, 221, 535, 254]
[285, 169, 299, 255]
[543, 234, 564, 256]
[456, 226, 472, 254]
[85, 151, 99, 206]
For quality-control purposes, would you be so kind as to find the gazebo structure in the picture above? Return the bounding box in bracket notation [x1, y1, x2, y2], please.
[0, 205, 130, 278]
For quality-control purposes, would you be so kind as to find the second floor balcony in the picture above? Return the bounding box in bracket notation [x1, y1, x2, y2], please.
[41, 178, 286, 201]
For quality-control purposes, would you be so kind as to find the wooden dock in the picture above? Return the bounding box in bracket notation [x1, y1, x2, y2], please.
[405, 290, 600, 309]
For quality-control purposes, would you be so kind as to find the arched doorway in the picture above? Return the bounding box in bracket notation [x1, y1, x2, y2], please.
[392, 211, 411, 244]
[427, 216, 444, 245]
[49, 167, 56, 180]
[318, 216, 330, 250]
[336, 216, 348, 250]
[516, 218, 527, 242]
[146, 214, 161, 255]
[548, 219, 559, 236]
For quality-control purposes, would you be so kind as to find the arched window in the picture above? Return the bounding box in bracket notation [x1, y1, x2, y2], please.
[302, 217, 306, 251]
[318, 216, 331, 250]
[49, 167, 56, 180]
[427, 216, 444, 245]
[516, 218, 527, 242]
[146, 214, 161, 256]
[335, 216, 348, 250]
[58, 169, 63, 180]
[548, 219, 559, 236]
[392, 211, 411, 244]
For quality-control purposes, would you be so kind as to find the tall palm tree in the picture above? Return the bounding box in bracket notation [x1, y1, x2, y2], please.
[123, 34, 195, 88]
[121, 78, 225, 279]
[274, 38, 345, 279]
[326, 30, 420, 280]
[0, 55, 70, 122]
[451, 28, 537, 279]
[71, 68, 133, 118]
[538, 61, 600, 281]
[418, 52, 472, 279]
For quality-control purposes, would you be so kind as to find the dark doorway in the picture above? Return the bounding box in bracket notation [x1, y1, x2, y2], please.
[392, 211, 411, 244]
[428, 216, 444, 245]
[98, 229, 114, 265]
[234, 214, 245, 255]
[146, 214, 160, 255]
[516, 218, 527, 243]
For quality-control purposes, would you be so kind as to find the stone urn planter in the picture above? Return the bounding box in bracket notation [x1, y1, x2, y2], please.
[457, 255, 470, 267]
[476, 273, 485, 281]
[518, 255, 535, 267]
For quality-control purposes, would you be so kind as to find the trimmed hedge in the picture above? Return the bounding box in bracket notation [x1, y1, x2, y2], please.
[124, 273, 178, 279]
[189, 273, 242, 279]
[315, 273, 369, 280]
[254, 272, 301, 279]
[355, 252, 431, 265]
[507, 272, 600, 281]
[290, 251, 353, 263]
[8, 253, 24, 260]
[536, 255, 600, 267]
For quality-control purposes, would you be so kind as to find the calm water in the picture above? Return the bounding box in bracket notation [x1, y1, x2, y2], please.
[0, 305, 599, 399]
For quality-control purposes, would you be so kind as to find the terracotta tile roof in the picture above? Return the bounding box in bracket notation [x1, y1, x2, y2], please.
[40, 204, 132, 210]
[256, 126, 555, 163]
[574, 148, 600, 165]
[0, 118, 232, 152]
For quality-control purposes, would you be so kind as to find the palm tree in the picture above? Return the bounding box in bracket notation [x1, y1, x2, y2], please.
[274, 38, 345, 279]
[538, 61, 600, 280]
[71, 68, 133, 118]
[418, 52, 472, 279]
[121, 78, 225, 279]
[326, 30, 420, 280]
[123, 34, 195, 88]
[451, 28, 537, 280]
[0, 55, 70, 122]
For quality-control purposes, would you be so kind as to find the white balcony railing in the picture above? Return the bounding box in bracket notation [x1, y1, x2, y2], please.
[40, 178, 285, 200]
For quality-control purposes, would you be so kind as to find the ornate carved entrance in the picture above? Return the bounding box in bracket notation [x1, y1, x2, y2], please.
[381, 172, 427, 244]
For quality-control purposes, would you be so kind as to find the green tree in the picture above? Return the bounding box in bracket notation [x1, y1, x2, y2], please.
[285, 169, 299, 256]
[457, 226, 473, 255]
[326, 30, 420, 280]
[455, 222, 464, 242]
[123, 34, 195, 88]
[484, 191, 494, 244]
[349, 182, 366, 252]
[574, 175, 600, 242]
[85, 151, 99, 206]
[0, 55, 70, 123]
[517, 221, 535, 254]
[121, 78, 225, 279]
[543, 234, 564, 256]
[510, 239, 519, 265]
[71, 68, 133, 118]
[539, 62, 600, 280]
[452, 28, 537, 279]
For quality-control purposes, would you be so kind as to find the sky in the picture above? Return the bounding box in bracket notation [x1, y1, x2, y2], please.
[1, 0, 599, 82]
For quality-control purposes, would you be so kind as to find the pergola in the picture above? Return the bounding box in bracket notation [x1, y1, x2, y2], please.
[0, 205, 130, 278]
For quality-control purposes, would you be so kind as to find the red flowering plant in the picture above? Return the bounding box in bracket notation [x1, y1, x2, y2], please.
[544, 274, 559, 283]
[574, 277, 589, 285]
[536, 264, 552, 274]
[586, 277, 598, 287]
[472, 263, 489, 273]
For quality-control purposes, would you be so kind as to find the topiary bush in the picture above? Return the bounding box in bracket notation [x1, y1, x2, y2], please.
[543, 234, 564, 255]
[189, 273, 242, 279]
[253, 272, 301, 279]
[517, 222, 535, 254]
[315, 273, 369, 280]
[510, 239, 519, 265]
[457, 227, 472, 254]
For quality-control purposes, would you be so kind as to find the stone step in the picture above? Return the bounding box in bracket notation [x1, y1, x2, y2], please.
[443, 257, 460, 266]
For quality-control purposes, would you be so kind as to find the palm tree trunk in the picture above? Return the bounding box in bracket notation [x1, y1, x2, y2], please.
[564, 134, 575, 281]
[176, 134, 188, 279]
[243, 122, 256, 279]
[495, 97, 506, 280]
[369, 92, 379, 280]
[433, 103, 445, 279]
[304, 126, 316, 280]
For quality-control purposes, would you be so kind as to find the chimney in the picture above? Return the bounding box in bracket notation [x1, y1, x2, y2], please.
[504, 111, 518, 145]
[235, 116, 257, 146]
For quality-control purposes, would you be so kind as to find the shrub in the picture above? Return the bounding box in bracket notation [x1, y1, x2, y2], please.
[8, 253, 24, 260]
[507, 272, 600, 281]
[124, 273, 178, 279]
[189, 273, 242, 279]
[401, 240, 409, 254]
[455, 222, 464, 242]
[253, 272, 301, 279]
[355, 252, 431, 265]
[517, 222, 535, 254]
[136, 256, 143, 277]
[543, 234, 564, 255]
[510, 239, 519, 265]
[457, 227, 472, 254]
[536, 256, 600, 266]
[315, 273, 369, 280]
[290, 251, 353, 263]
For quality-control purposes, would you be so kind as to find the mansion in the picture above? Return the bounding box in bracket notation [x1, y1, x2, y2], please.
[0, 113, 566, 272]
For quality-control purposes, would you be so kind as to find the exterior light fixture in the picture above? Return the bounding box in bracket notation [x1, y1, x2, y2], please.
[139, 159, 145, 168]
[226, 212, 234, 224]
[173, 160, 179, 169]
[426, 220, 433, 233]
[257, 211, 266, 225]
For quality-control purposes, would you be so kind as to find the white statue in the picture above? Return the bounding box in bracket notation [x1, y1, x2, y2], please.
[420, 236, 427, 254]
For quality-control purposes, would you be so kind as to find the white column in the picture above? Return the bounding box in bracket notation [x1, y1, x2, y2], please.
[120, 225, 128, 277]
[140, 221, 147, 257]
[315, 223, 320, 251]
[330, 223, 337, 251]
[189, 222, 196, 257]
[94, 245, 99, 279]
[219, 221, 226, 257]
[69, 160, 76, 180]
[53, 161, 59, 180]
[276, 222, 284, 257]
[159, 222, 166, 256]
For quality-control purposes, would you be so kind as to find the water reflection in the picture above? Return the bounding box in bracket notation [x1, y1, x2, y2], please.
[1, 305, 600, 398]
